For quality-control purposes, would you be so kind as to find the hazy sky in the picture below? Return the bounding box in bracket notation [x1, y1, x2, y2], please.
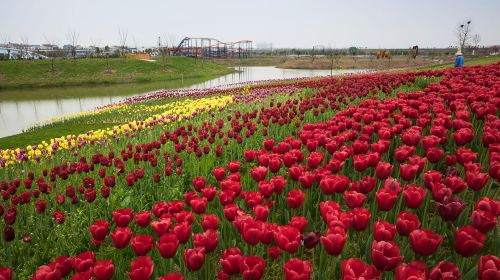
[1, 0, 499, 49]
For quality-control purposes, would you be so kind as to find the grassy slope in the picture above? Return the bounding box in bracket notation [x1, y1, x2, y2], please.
[0, 123, 120, 149]
[416, 55, 500, 70]
[0, 57, 233, 89]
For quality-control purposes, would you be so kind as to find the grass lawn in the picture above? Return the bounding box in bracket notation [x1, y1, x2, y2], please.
[0, 122, 120, 149]
[0, 57, 233, 89]
[416, 55, 500, 70]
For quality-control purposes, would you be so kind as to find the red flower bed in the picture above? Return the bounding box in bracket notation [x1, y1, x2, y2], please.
[0, 64, 499, 279]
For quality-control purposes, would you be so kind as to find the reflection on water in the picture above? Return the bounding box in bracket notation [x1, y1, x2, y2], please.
[0, 67, 366, 138]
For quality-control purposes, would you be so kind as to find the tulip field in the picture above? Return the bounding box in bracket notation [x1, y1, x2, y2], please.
[0, 63, 499, 279]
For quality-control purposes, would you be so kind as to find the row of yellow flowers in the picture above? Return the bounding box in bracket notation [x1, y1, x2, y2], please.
[0, 95, 234, 167]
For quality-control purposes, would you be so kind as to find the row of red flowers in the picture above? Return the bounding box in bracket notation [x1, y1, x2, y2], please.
[0, 64, 499, 279]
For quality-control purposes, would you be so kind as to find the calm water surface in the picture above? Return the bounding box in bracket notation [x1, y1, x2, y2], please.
[0, 67, 366, 138]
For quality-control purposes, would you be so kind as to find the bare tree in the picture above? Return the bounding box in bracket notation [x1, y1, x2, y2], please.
[118, 28, 128, 56]
[0, 34, 10, 46]
[0, 34, 10, 60]
[456, 20, 472, 52]
[44, 35, 60, 72]
[66, 29, 79, 59]
[19, 35, 29, 59]
[89, 38, 101, 57]
[472, 34, 481, 48]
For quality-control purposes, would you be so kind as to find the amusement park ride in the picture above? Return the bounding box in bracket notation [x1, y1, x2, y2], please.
[169, 37, 252, 59]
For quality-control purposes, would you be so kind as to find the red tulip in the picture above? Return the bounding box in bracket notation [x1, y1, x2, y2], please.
[151, 218, 172, 237]
[52, 210, 65, 224]
[396, 212, 421, 236]
[421, 135, 440, 150]
[284, 258, 311, 280]
[71, 251, 96, 272]
[288, 216, 308, 233]
[242, 219, 263, 246]
[159, 273, 184, 280]
[320, 226, 347, 255]
[251, 166, 268, 182]
[268, 246, 281, 260]
[264, 138, 275, 150]
[341, 258, 379, 280]
[84, 189, 96, 203]
[112, 208, 134, 227]
[437, 197, 465, 221]
[110, 227, 132, 249]
[93, 260, 114, 280]
[395, 260, 428, 280]
[193, 229, 219, 253]
[32, 265, 61, 280]
[269, 156, 282, 173]
[131, 234, 154, 256]
[201, 187, 216, 201]
[394, 145, 415, 163]
[89, 220, 109, 241]
[239, 256, 265, 280]
[375, 162, 393, 180]
[134, 211, 152, 227]
[371, 240, 403, 271]
[271, 176, 287, 194]
[344, 191, 366, 209]
[299, 172, 314, 189]
[471, 209, 497, 233]
[227, 161, 241, 173]
[253, 205, 269, 222]
[475, 197, 500, 217]
[213, 167, 227, 181]
[289, 165, 303, 181]
[429, 261, 460, 280]
[274, 225, 301, 253]
[409, 229, 442, 257]
[184, 247, 206, 271]
[156, 232, 179, 259]
[192, 176, 206, 191]
[201, 214, 219, 231]
[302, 231, 321, 249]
[0, 267, 12, 280]
[173, 222, 192, 244]
[402, 184, 426, 209]
[319, 175, 349, 194]
[452, 128, 474, 146]
[220, 247, 242, 275]
[478, 255, 500, 280]
[400, 164, 419, 181]
[375, 188, 398, 211]
[307, 151, 324, 169]
[402, 128, 421, 146]
[286, 189, 305, 209]
[244, 150, 257, 162]
[466, 171, 489, 192]
[454, 225, 485, 257]
[351, 208, 371, 231]
[426, 147, 444, 163]
[189, 197, 207, 214]
[373, 220, 396, 241]
[356, 176, 377, 194]
[127, 256, 154, 280]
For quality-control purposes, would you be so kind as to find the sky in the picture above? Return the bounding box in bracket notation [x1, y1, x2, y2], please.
[1, 0, 499, 49]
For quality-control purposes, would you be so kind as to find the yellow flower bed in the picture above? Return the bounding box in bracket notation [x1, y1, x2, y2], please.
[0, 95, 233, 167]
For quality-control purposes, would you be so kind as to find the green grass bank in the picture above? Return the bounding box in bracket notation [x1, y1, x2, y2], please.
[0, 57, 233, 90]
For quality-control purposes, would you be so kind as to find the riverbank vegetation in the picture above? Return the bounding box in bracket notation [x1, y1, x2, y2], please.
[0, 57, 233, 90]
